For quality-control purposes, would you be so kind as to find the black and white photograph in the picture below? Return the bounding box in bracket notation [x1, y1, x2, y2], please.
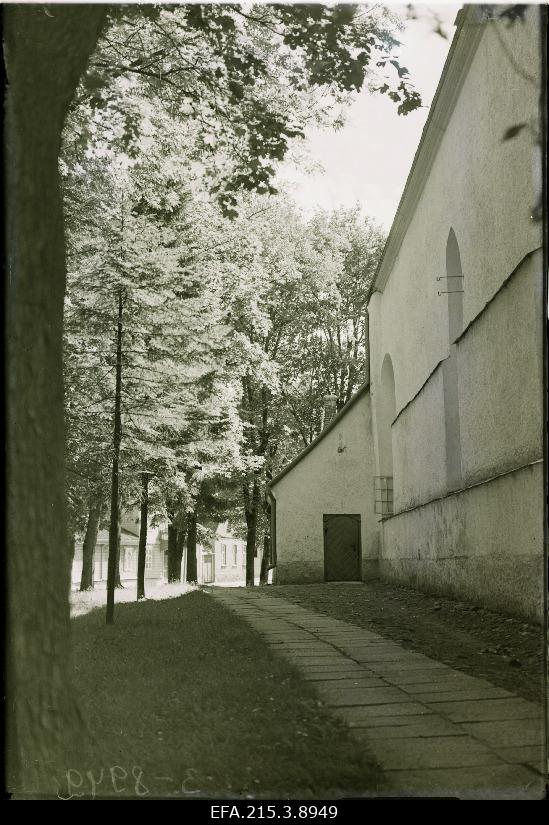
[4, 0, 548, 802]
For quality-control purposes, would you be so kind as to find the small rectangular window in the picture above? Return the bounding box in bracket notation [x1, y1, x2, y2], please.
[221, 544, 227, 567]
[374, 476, 394, 516]
[145, 549, 152, 570]
[232, 545, 238, 566]
[123, 547, 135, 572]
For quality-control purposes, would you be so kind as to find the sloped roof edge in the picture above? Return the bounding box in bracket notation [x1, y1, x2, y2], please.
[270, 381, 370, 489]
[371, 5, 485, 295]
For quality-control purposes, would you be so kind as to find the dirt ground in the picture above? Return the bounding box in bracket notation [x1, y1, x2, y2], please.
[269, 581, 545, 705]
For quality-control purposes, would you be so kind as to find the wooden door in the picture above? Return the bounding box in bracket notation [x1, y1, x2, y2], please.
[323, 514, 361, 582]
[203, 554, 214, 584]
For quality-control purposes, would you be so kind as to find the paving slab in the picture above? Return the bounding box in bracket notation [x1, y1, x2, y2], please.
[432, 698, 542, 723]
[302, 669, 374, 681]
[415, 687, 512, 703]
[353, 716, 465, 739]
[283, 656, 351, 668]
[318, 685, 413, 707]
[209, 588, 545, 798]
[363, 735, 503, 770]
[397, 675, 501, 693]
[382, 764, 544, 799]
[334, 702, 435, 724]
[297, 661, 366, 672]
[342, 712, 450, 729]
[497, 744, 546, 768]
[311, 677, 387, 690]
[372, 654, 450, 675]
[460, 718, 544, 747]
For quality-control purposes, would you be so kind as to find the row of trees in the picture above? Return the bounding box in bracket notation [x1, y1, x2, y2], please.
[6, 1, 417, 790]
[60, 5, 396, 616]
[63, 143, 385, 606]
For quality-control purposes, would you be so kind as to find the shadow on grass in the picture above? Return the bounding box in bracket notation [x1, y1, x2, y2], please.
[62, 591, 382, 799]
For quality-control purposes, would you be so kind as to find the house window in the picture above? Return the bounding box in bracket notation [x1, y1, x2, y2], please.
[145, 548, 152, 570]
[232, 545, 238, 566]
[221, 544, 227, 567]
[374, 476, 394, 516]
[242, 546, 246, 567]
[123, 547, 135, 572]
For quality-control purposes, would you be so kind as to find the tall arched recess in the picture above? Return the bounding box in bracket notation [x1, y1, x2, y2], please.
[442, 228, 463, 491]
[446, 228, 464, 344]
[375, 354, 396, 515]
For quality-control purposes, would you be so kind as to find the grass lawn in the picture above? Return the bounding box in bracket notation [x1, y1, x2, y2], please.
[65, 590, 382, 799]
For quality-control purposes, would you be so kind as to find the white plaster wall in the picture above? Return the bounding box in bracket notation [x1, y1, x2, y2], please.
[458, 250, 544, 485]
[380, 462, 544, 620]
[392, 365, 447, 510]
[370, 9, 542, 423]
[366, 12, 544, 620]
[272, 394, 378, 583]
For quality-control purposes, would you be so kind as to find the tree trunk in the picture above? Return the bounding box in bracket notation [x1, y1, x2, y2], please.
[115, 505, 123, 589]
[244, 477, 260, 587]
[79, 495, 102, 591]
[178, 526, 187, 581]
[167, 520, 181, 582]
[186, 511, 198, 583]
[260, 534, 270, 585]
[107, 289, 124, 620]
[245, 507, 258, 588]
[4, 5, 106, 794]
[136, 473, 150, 601]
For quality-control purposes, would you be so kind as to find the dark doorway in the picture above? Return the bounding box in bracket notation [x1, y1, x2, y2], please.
[323, 514, 361, 582]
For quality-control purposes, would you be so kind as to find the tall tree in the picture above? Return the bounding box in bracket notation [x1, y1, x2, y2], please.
[7, 2, 419, 790]
[136, 471, 152, 601]
[79, 492, 103, 591]
[4, 4, 107, 793]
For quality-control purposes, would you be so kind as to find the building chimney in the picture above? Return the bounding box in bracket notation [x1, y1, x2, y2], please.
[322, 394, 338, 430]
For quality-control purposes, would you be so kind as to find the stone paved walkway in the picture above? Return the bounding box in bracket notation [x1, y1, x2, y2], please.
[209, 588, 546, 800]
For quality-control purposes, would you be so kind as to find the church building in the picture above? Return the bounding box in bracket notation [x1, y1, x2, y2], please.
[270, 5, 545, 621]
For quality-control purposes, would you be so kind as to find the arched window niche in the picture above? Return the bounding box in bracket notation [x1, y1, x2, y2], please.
[445, 228, 464, 346]
[375, 353, 396, 516]
[442, 228, 463, 491]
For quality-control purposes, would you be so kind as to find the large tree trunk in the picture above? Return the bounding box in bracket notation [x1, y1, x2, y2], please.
[245, 484, 259, 587]
[136, 473, 150, 601]
[186, 511, 198, 584]
[260, 534, 270, 585]
[4, 4, 107, 794]
[107, 289, 124, 620]
[167, 520, 182, 582]
[243, 476, 261, 588]
[79, 494, 102, 591]
[245, 510, 258, 587]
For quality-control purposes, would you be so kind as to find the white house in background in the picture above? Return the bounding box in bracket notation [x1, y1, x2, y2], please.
[189, 523, 262, 586]
[72, 517, 259, 589]
[71, 512, 165, 589]
[270, 6, 544, 621]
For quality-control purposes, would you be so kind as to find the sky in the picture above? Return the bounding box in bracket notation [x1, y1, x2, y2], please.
[277, 3, 462, 228]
